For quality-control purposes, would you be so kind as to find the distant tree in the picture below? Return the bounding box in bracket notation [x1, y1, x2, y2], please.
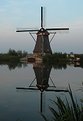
[8, 49, 17, 56]
[22, 50, 28, 57]
[17, 50, 22, 57]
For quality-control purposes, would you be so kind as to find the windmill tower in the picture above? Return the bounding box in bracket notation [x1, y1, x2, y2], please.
[16, 7, 69, 61]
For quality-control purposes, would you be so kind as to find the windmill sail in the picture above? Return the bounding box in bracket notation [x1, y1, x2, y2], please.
[46, 28, 69, 31]
[41, 6, 43, 28]
[16, 29, 39, 32]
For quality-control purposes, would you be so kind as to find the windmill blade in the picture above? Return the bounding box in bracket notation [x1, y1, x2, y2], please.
[16, 87, 39, 90]
[46, 27, 69, 31]
[45, 89, 68, 92]
[16, 28, 39, 32]
[41, 6, 43, 28]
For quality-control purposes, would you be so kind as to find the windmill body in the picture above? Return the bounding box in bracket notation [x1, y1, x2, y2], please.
[16, 7, 69, 62]
[33, 28, 52, 58]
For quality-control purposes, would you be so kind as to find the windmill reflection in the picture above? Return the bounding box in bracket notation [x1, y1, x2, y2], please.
[16, 63, 68, 120]
[33, 63, 52, 113]
[33, 63, 52, 92]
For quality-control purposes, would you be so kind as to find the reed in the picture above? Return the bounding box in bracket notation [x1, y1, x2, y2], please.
[49, 85, 83, 121]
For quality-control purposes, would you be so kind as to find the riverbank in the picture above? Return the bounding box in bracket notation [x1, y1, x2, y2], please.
[0, 49, 83, 66]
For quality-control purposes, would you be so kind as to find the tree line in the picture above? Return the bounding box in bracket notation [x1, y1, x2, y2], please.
[43, 52, 83, 64]
[0, 49, 28, 62]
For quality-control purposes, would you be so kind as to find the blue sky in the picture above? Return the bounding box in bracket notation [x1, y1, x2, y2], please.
[0, 0, 83, 53]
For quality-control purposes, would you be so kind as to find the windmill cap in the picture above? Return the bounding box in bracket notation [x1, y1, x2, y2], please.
[37, 28, 49, 35]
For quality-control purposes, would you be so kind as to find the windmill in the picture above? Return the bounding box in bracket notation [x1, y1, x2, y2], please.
[16, 63, 68, 118]
[16, 7, 69, 61]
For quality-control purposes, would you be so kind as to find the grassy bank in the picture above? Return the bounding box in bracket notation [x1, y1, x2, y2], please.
[43, 53, 68, 64]
[0, 49, 28, 62]
[0, 54, 20, 62]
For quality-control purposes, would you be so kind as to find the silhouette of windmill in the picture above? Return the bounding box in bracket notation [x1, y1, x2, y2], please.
[16, 63, 68, 115]
[16, 6, 69, 60]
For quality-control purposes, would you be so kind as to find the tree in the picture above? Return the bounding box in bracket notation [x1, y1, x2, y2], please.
[8, 49, 17, 56]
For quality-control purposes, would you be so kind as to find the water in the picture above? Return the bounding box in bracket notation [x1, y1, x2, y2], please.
[0, 63, 83, 121]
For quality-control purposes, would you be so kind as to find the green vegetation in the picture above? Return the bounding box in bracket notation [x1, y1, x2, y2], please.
[43, 53, 67, 64]
[0, 54, 20, 62]
[0, 49, 28, 62]
[49, 85, 83, 121]
[0, 49, 83, 68]
[43, 52, 83, 66]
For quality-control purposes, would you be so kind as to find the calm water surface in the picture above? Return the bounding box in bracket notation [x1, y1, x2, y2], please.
[0, 63, 83, 121]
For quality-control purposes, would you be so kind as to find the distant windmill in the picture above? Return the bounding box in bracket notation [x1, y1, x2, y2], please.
[16, 7, 69, 60]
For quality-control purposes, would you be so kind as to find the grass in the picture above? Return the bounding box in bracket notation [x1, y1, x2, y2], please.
[49, 85, 83, 121]
[0, 54, 20, 62]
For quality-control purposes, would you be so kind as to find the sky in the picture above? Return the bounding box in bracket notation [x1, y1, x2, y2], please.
[0, 0, 83, 53]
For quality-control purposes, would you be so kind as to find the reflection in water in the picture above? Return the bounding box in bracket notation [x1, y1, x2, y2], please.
[52, 62, 67, 69]
[0, 62, 83, 121]
[0, 62, 27, 70]
[16, 63, 68, 120]
[33, 63, 52, 92]
[0, 60, 83, 70]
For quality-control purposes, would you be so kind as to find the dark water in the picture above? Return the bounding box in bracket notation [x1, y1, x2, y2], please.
[0, 63, 83, 121]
